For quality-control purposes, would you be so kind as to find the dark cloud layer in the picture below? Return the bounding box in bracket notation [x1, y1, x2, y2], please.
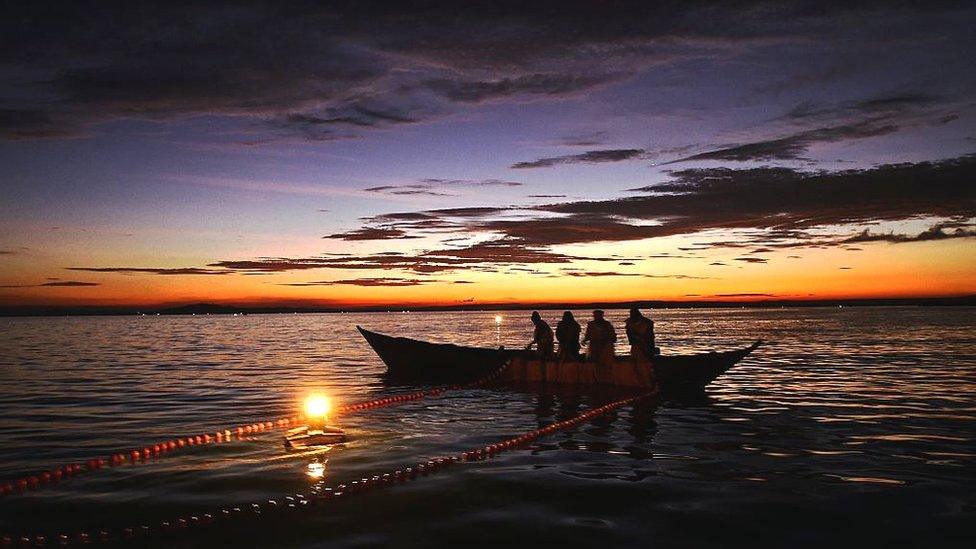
[563, 271, 708, 279]
[511, 149, 645, 169]
[60, 155, 948, 286]
[5, 2, 967, 141]
[667, 122, 898, 163]
[66, 267, 231, 275]
[734, 257, 769, 264]
[666, 93, 963, 164]
[63, 156, 976, 280]
[321, 155, 976, 255]
[280, 277, 429, 287]
[424, 73, 611, 103]
[1, 280, 99, 288]
[559, 156, 976, 241]
[841, 224, 976, 244]
[362, 178, 522, 197]
[207, 239, 635, 276]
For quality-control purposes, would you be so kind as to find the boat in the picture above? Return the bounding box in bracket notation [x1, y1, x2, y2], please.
[357, 326, 761, 391]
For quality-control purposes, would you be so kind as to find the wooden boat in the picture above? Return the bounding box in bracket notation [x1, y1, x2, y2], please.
[357, 326, 761, 391]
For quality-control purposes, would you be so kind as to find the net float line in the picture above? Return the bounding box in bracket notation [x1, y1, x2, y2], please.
[0, 363, 508, 499]
[0, 388, 647, 547]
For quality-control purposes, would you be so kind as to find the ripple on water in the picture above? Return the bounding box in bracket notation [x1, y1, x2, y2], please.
[0, 307, 973, 547]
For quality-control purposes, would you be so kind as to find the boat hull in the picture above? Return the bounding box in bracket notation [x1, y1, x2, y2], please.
[358, 326, 761, 391]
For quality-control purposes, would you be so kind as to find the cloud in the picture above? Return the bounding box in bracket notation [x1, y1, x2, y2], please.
[66, 267, 232, 275]
[362, 178, 522, 197]
[478, 214, 664, 246]
[0, 109, 81, 140]
[364, 207, 508, 225]
[280, 277, 429, 287]
[420, 178, 522, 187]
[562, 271, 708, 279]
[549, 156, 976, 241]
[841, 224, 976, 244]
[209, 239, 636, 275]
[42, 155, 972, 285]
[330, 206, 515, 241]
[511, 149, 646, 169]
[318, 156, 976, 258]
[784, 94, 940, 122]
[1, 280, 100, 288]
[362, 185, 456, 197]
[666, 121, 899, 163]
[710, 293, 776, 298]
[271, 106, 423, 141]
[15, 2, 953, 140]
[666, 93, 960, 163]
[324, 227, 425, 241]
[424, 73, 613, 103]
[562, 271, 645, 277]
[557, 131, 609, 147]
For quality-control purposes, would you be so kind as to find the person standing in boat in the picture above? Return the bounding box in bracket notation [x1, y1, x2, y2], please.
[525, 311, 555, 358]
[555, 310, 581, 361]
[625, 308, 657, 361]
[582, 310, 616, 366]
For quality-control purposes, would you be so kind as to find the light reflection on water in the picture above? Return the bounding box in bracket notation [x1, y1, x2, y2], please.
[0, 307, 973, 547]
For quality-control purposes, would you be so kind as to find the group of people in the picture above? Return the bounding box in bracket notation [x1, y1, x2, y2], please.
[525, 308, 658, 364]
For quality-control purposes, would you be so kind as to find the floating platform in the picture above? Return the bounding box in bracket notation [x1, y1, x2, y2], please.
[284, 425, 348, 449]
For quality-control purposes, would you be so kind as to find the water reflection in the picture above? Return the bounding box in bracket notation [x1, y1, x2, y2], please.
[0, 307, 972, 547]
[306, 460, 326, 480]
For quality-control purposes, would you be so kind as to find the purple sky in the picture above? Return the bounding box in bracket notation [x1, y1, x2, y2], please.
[1, 2, 974, 306]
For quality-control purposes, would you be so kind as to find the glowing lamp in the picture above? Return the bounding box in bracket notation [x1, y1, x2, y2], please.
[286, 393, 347, 449]
[304, 395, 331, 420]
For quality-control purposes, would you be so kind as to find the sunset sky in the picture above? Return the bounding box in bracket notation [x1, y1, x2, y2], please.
[1, 2, 974, 310]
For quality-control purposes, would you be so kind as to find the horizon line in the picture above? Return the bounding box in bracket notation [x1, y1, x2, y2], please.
[1, 294, 973, 317]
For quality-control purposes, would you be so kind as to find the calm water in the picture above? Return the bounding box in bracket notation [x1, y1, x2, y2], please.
[0, 307, 973, 547]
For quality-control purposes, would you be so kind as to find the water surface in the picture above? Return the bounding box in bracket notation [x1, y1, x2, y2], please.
[0, 307, 973, 547]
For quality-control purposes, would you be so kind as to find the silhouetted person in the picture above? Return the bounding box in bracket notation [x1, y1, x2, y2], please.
[555, 310, 581, 361]
[525, 311, 554, 358]
[582, 309, 616, 365]
[625, 307, 657, 361]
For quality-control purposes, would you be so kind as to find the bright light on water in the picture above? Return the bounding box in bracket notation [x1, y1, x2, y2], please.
[304, 394, 331, 418]
[306, 461, 326, 480]
[494, 315, 503, 324]
[1, 308, 972, 545]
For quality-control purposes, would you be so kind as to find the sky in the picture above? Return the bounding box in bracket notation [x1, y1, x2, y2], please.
[1, 1, 974, 309]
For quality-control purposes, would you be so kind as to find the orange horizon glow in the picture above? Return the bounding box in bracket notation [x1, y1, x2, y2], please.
[2, 238, 973, 309]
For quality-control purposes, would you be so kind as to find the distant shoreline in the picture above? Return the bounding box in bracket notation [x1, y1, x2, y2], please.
[1, 296, 973, 317]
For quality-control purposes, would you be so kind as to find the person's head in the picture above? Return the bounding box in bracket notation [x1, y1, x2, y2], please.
[629, 307, 642, 319]
[562, 310, 575, 322]
[531, 311, 541, 323]
[593, 309, 604, 320]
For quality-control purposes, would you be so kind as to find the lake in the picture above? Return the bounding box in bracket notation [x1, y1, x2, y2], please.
[0, 307, 973, 547]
